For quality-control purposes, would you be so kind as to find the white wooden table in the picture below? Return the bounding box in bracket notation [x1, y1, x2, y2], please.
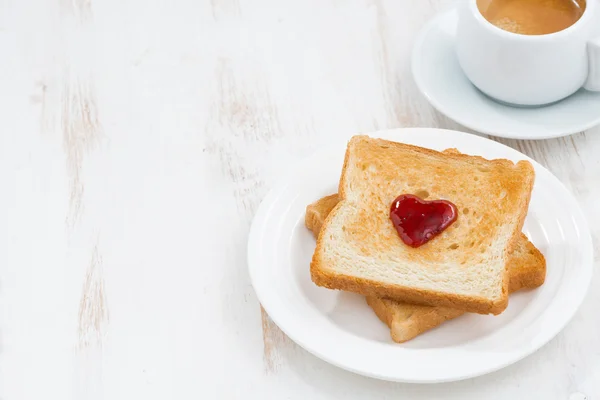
[1, 0, 599, 398]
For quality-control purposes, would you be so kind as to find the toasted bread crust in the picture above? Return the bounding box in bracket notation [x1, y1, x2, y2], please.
[304, 194, 338, 236]
[307, 192, 546, 342]
[311, 136, 535, 315]
[507, 239, 546, 291]
[310, 267, 509, 314]
[366, 296, 464, 343]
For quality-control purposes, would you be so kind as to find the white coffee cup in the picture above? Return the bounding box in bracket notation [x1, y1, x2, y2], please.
[456, 0, 600, 106]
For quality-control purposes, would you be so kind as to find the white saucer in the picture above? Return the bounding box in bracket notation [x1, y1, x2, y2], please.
[412, 10, 600, 140]
[248, 128, 593, 383]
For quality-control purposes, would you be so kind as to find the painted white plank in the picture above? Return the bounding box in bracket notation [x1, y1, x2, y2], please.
[0, 0, 598, 398]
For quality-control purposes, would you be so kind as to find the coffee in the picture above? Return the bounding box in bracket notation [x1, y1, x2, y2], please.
[477, 0, 586, 35]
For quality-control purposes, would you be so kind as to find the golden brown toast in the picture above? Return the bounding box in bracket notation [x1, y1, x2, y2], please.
[310, 136, 535, 315]
[306, 194, 546, 343]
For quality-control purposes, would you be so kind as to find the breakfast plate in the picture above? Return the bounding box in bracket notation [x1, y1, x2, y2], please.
[412, 9, 600, 139]
[248, 128, 593, 383]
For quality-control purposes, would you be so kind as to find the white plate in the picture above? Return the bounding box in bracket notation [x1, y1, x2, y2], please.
[248, 128, 593, 383]
[412, 9, 600, 140]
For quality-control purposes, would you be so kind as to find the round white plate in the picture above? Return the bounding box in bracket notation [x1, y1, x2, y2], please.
[248, 128, 593, 383]
[412, 9, 600, 140]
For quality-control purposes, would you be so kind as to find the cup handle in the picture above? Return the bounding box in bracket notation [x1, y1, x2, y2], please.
[584, 37, 600, 91]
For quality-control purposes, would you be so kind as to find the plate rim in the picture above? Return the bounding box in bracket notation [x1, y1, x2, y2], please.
[248, 127, 594, 383]
[411, 9, 600, 140]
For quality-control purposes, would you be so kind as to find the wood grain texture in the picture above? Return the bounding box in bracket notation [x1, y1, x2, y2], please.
[260, 306, 292, 373]
[61, 77, 102, 225]
[0, 0, 599, 398]
[205, 52, 293, 370]
[78, 241, 109, 350]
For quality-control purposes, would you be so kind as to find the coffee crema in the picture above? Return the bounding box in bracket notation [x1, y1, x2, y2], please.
[477, 0, 586, 35]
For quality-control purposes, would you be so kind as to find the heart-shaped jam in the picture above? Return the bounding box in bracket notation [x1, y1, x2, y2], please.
[390, 194, 458, 248]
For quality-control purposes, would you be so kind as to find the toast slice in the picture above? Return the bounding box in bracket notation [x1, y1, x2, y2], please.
[306, 194, 546, 342]
[310, 136, 535, 315]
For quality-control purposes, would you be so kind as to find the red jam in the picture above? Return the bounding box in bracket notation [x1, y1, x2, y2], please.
[389, 194, 458, 248]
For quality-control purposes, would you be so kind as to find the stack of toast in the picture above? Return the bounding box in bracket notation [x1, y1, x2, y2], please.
[305, 136, 546, 343]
